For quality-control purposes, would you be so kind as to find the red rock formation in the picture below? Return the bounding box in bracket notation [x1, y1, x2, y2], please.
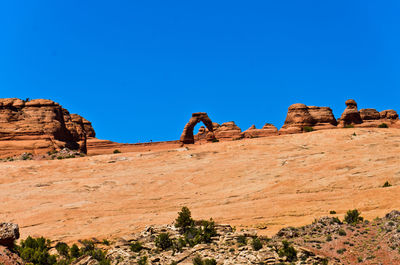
[0, 98, 95, 157]
[360, 108, 380, 120]
[338, 99, 363, 127]
[214, 121, 242, 140]
[380, 110, 399, 120]
[180, 112, 216, 144]
[280, 104, 336, 134]
[241, 123, 278, 138]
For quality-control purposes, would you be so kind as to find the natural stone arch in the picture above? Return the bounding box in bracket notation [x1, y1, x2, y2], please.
[180, 112, 216, 144]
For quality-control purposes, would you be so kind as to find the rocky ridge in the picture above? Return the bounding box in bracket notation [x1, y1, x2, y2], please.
[0, 98, 95, 157]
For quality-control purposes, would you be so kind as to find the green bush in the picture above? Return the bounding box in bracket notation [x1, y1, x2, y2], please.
[155, 233, 173, 250]
[55, 242, 70, 257]
[303, 126, 314, 132]
[329, 210, 337, 214]
[175, 207, 195, 232]
[192, 255, 217, 265]
[383, 181, 392, 187]
[338, 229, 347, 236]
[344, 124, 354, 128]
[70, 244, 80, 258]
[378, 123, 388, 128]
[113, 149, 121, 154]
[344, 209, 363, 225]
[130, 241, 143, 252]
[251, 237, 262, 251]
[278, 240, 297, 262]
[138, 256, 148, 265]
[17, 236, 57, 265]
[236, 235, 247, 246]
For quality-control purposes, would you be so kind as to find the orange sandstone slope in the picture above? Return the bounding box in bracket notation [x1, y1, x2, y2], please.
[0, 128, 399, 242]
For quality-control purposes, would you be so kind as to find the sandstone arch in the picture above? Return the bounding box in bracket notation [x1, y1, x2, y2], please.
[180, 112, 216, 144]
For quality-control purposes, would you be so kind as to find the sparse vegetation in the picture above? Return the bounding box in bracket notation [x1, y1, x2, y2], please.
[329, 210, 336, 214]
[344, 124, 354, 128]
[303, 126, 314, 132]
[344, 209, 363, 225]
[113, 149, 121, 154]
[192, 255, 217, 265]
[251, 237, 262, 251]
[383, 181, 392, 187]
[138, 256, 148, 265]
[338, 229, 347, 236]
[236, 235, 247, 246]
[278, 240, 297, 262]
[130, 241, 143, 252]
[155, 233, 173, 250]
[378, 123, 388, 128]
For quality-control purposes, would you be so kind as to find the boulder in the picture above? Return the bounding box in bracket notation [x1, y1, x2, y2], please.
[338, 99, 363, 127]
[0, 223, 19, 248]
[241, 123, 278, 138]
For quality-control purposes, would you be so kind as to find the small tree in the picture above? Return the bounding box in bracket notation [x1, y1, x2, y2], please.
[278, 240, 297, 262]
[155, 233, 173, 250]
[175, 206, 195, 232]
[252, 237, 263, 251]
[344, 209, 363, 225]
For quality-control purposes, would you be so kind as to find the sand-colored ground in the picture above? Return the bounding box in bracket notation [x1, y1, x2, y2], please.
[1, 128, 399, 243]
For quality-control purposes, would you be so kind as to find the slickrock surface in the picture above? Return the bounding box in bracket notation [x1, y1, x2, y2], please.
[0, 98, 95, 157]
[1, 128, 400, 244]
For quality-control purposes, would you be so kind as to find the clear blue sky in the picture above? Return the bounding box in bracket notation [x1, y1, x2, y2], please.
[1, 1, 399, 142]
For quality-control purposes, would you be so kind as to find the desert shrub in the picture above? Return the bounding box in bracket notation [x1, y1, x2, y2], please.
[113, 149, 121, 154]
[236, 235, 247, 246]
[130, 241, 143, 252]
[303, 126, 314, 132]
[338, 229, 347, 236]
[329, 210, 337, 214]
[102, 239, 110, 246]
[138, 256, 148, 265]
[70, 244, 80, 258]
[55, 242, 69, 257]
[175, 206, 195, 232]
[344, 124, 354, 128]
[383, 181, 392, 187]
[344, 209, 363, 225]
[192, 255, 217, 265]
[378, 123, 388, 128]
[155, 233, 173, 250]
[251, 237, 262, 251]
[278, 240, 297, 262]
[326, 235, 332, 242]
[337, 248, 346, 254]
[17, 236, 57, 265]
[211, 139, 219, 143]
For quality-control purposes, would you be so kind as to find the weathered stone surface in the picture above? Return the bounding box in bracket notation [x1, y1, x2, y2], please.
[280, 104, 336, 134]
[0, 223, 19, 248]
[0, 98, 94, 157]
[180, 112, 216, 144]
[241, 123, 278, 138]
[360, 108, 380, 120]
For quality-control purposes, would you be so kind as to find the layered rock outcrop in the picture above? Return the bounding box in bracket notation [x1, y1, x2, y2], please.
[279, 104, 336, 134]
[0, 98, 95, 157]
[241, 123, 278, 138]
[0, 223, 23, 265]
